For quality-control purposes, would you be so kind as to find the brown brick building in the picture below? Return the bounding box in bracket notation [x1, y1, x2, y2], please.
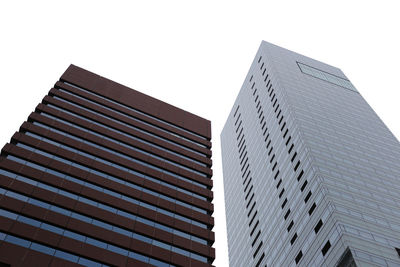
[0, 65, 214, 266]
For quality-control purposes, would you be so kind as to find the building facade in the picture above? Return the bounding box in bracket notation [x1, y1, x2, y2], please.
[221, 41, 400, 266]
[0, 65, 215, 267]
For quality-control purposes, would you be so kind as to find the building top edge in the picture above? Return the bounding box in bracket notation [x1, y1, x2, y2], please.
[60, 64, 211, 139]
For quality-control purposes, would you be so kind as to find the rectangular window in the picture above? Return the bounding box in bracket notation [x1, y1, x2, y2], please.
[247, 202, 256, 217]
[281, 198, 287, 209]
[274, 170, 280, 180]
[295, 251, 303, 264]
[291, 152, 297, 162]
[301, 180, 308, 192]
[284, 209, 291, 220]
[304, 191, 312, 203]
[297, 62, 357, 92]
[290, 233, 297, 245]
[297, 170, 304, 181]
[314, 219, 323, 234]
[255, 253, 265, 267]
[288, 144, 294, 154]
[309, 203, 316, 215]
[253, 241, 263, 258]
[279, 188, 285, 199]
[246, 193, 255, 208]
[287, 220, 294, 232]
[294, 161, 300, 171]
[249, 211, 257, 226]
[252, 231, 261, 247]
[251, 221, 259, 236]
[321, 240, 331, 256]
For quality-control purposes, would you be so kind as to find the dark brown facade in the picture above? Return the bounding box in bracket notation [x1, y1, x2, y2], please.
[0, 65, 214, 267]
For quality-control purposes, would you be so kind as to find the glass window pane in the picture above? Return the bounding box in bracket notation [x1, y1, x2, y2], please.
[78, 257, 103, 267]
[30, 242, 56, 256]
[54, 250, 79, 263]
[5, 235, 31, 248]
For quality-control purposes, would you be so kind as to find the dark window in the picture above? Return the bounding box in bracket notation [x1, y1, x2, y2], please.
[286, 136, 291, 146]
[283, 129, 288, 138]
[291, 152, 297, 162]
[309, 203, 316, 215]
[288, 144, 294, 154]
[236, 128, 243, 141]
[295, 251, 303, 264]
[241, 158, 248, 171]
[287, 220, 294, 232]
[321, 240, 331, 256]
[234, 106, 240, 117]
[252, 231, 261, 247]
[253, 241, 263, 258]
[294, 161, 300, 171]
[395, 247, 400, 257]
[255, 253, 265, 267]
[304, 191, 312, 203]
[251, 220, 259, 236]
[247, 202, 256, 217]
[249, 211, 257, 226]
[246, 193, 255, 208]
[297, 170, 304, 181]
[274, 170, 280, 180]
[281, 198, 287, 209]
[263, 126, 268, 136]
[277, 179, 282, 188]
[301, 180, 308, 192]
[279, 188, 285, 199]
[235, 113, 241, 125]
[284, 209, 291, 220]
[239, 146, 247, 160]
[243, 171, 250, 185]
[244, 177, 252, 192]
[236, 120, 242, 133]
[280, 122, 286, 131]
[240, 151, 247, 163]
[276, 109, 282, 118]
[314, 219, 323, 234]
[245, 185, 253, 200]
[290, 233, 297, 245]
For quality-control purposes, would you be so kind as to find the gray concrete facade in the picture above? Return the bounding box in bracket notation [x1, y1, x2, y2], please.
[221, 41, 400, 267]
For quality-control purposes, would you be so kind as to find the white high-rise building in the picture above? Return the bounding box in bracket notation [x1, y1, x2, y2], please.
[221, 41, 400, 267]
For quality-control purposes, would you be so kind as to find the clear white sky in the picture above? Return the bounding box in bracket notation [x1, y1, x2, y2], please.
[1, 1, 399, 266]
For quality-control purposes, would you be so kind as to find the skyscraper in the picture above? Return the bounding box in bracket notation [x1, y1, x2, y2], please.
[221, 41, 400, 266]
[0, 65, 215, 267]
